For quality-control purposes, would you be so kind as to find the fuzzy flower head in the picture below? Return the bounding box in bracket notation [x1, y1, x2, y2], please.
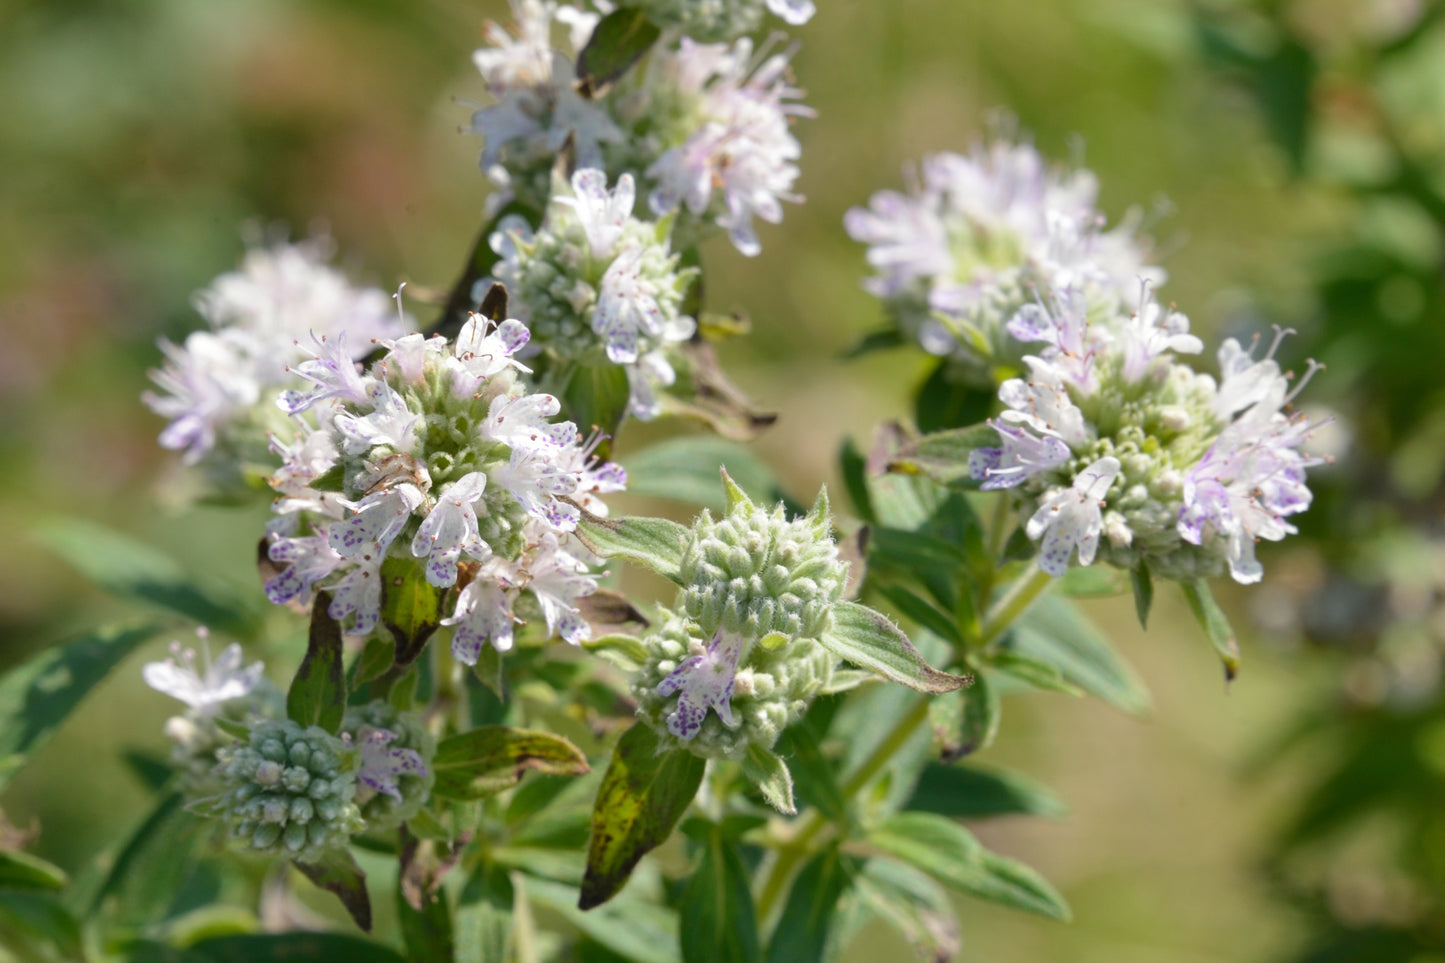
[633, 474, 845, 759]
[143, 237, 409, 491]
[490, 168, 698, 420]
[262, 313, 623, 662]
[468, 0, 620, 209]
[967, 290, 1323, 584]
[622, 35, 812, 255]
[845, 136, 1162, 382]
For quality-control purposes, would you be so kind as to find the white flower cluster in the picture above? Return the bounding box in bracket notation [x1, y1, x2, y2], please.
[490, 168, 697, 419]
[469, 0, 811, 256]
[143, 238, 409, 488]
[846, 137, 1161, 378]
[965, 289, 1323, 584]
[262, 313, 625, 660]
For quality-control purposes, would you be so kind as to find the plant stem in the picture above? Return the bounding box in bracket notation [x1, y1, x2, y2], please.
[978, 560, 1051, 646]
[756, 563, 1054, 917]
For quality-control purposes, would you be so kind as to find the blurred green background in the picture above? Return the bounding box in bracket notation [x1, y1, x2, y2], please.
[2, 0, 1443, 959]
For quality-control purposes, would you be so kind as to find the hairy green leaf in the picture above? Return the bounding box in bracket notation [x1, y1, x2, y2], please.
[381, 556, 443, 666]
[680, 824, 760, 963]
[576, 6, 661, 97]
[741, 743, 795, 815]
[575, 513, 688, 584]
[765, 845, 854, 963]
[1009, 596, 1150, 714]
[1182, 579, 1240, 681]
[433, 726, 589, 801]
[0, 623, 157, 793]
[622, 436, 782, 512]
[580, 722, 704, 909]
[294, 849, 371, 932]
[905, 762, 1068, 819]
[821, 601, 969, 694]
[287, 593, 345, 734]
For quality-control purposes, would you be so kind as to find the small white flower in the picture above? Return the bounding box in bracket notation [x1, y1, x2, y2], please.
[443, 577, 517, 660]
[522, 532, 597, 644]
[143, 634, 264, 716]
[330, 483, 425, 559]
[333, 382, 423, 456]
[411, 472, 492, 587]
[356, 727, 427, 802]
[1025, 456, 1121, 576]
[557, 169, 635, 259]
[324, 555, 384, 636]
[656, 630, 746, 740]
[265, 534, 344, 606]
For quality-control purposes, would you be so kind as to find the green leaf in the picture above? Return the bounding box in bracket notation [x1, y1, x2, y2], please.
[0, 623, 157, 793]
[287, 593, 346, 735]
[575, 6, 661, 97]
[764, 845, 854, 963]
[867, 526, 970, 615]
[580, 722, 705, 910]
[397, 844, 453, 963]
[528, 878, 681, 963]
[34, 519, 261, 638]
[837, 437, 875, 523]
[741, 744, 795, 815]
[622, 436, 783, 512]
[1009, 596, 1151, 715]
[905, 762, 1068, 819]
[80, 791, 197, 925]
[867, 812, 1070, 921]
[455, 863, 513, 963]
[820, 601, 969, 694]
[381, 556, 443, 666]
[871, 582, 963, 646]
[953, 668, 1000, 760]
[981, 649, 1084, 697]
[856, 859, 959, 963]
[840, 327, 906, 360]
[778, 720, 847, 822]
[0, 850, 67, 892]
[188, 934, 405, 963]
[575, 513, 688, 584]
[0, 890, 82, 960]
[913, 362, 996, 434]
[1181, 579, 1240, 681]
[1130, 563, 1154, 629]
[348, 636, 395, 692]
[294, 849, 372, 932]
[433, 726, 590, 801]
[680, 823, 760, 963]
[561, 362, 632, 459]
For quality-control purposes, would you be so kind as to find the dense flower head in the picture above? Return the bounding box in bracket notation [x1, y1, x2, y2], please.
[203, 719, 363, 863]
[262, 312, 624, 661]
[469, 0, 619, 209]
[143, 238, 409, 488]
[967, 291, 1323, 584]
[469, 5, 812, 255]
[344, 701, 435, 829]
[633, 474, 845, 759]
[490, 168, 698, 419]
[633, 611, 836, 760]
[845, 136, 1162, 381]
[619, 0, 814, 42]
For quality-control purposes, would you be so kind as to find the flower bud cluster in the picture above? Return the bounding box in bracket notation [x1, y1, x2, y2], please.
[470, 2, 812, 256]
[143, 238, 409, 491]
[965, 289, 1323, 585]
[344, 701, 436, 829]
[845, 137, 1161, 381]
[263, 312, 625, 661]
[633, 479, 846, 759]
[490, 169, 698, 418]
[205, 719, 363, 863]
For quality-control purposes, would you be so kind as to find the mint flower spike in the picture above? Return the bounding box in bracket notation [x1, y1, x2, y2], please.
[491, 167, 698, 420]
[632, 472, 846, 760]
[262, 311, 624, 644]
[143, 237, 409, 490]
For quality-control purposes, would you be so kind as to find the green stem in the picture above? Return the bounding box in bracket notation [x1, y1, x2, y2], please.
[978, 560, 1052, 646]
[756, 564, 1054, 917]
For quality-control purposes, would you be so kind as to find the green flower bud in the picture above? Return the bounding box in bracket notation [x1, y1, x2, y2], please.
[207, 719, 361, 863]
